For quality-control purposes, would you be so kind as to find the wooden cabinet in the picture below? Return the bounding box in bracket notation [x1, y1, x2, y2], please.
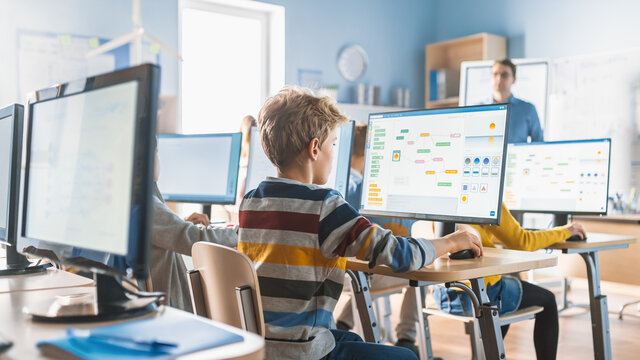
[425, 33, 506, 108]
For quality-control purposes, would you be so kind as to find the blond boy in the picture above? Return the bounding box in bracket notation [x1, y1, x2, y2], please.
[238, 87, 482, 360]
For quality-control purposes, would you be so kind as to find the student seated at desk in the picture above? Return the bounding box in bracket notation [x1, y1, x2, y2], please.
[150, 138, 237, 311]
[433, 202, 586, 360]
[336, 123, 422, 356]
[238, 87, 482, 360]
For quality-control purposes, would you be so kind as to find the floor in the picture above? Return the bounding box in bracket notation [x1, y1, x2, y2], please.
[338, 278, 640, 359]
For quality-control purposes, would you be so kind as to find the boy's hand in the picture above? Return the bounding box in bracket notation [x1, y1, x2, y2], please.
[563, 222, 586, 240]
[185, 212, 210, 227]
[445, 229, 483, 257]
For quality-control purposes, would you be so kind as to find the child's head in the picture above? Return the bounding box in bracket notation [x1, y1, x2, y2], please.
[258, 87, 348, 184]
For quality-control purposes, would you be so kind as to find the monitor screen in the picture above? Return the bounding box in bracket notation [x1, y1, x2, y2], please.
[19, 64, 159, 279]
[245, 120, 354, 197]
[360, 104, 510, 224]
[157, 133, 242, 204]
[460, 59, 548, 130]
[24, 81, 138, 256]
[0, 115, 11, 233]
[503, 139, 611, 214]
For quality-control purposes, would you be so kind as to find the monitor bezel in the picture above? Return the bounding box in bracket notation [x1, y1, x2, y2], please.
[359, 103, 510, 225]
[18, 64, 159, 280]
[0, 104, 24, 246]
[157, 132, 243, 204]
[505, 138, 612, 216]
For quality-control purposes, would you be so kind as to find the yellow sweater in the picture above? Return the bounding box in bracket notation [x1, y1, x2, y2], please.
[472, 203, 571, 287]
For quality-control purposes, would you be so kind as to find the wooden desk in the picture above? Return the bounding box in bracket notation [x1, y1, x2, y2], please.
[0, 287, 265, 359]
[0, 267, 93, 294]
[547, 233, 636, 360]
[346, 248, 557, 360]
[573, 214, 640, 224]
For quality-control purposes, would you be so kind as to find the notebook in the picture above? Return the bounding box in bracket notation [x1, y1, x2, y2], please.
[37, 310, 244, 359]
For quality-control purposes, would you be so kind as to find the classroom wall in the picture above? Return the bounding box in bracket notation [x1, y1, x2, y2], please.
[431, 0, 640, 59]
[257, 0, 435, 107]
[0, 0, 435, 109]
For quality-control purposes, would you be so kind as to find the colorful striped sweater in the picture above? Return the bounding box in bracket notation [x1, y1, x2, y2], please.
[238, 177, 436, 359]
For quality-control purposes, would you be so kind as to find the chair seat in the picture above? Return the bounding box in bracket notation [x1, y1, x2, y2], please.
[424, 305, 544, 326]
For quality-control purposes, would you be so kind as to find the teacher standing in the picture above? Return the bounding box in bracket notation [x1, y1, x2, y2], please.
[492, 59, 543, 143]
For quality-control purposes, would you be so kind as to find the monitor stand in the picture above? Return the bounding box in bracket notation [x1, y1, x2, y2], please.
[24, 273, 160, 323]
[203, 204, 212, 219]
[436, 221, 457, 237]
[0, 245, 49, 276]
[552, 214, 569, 227]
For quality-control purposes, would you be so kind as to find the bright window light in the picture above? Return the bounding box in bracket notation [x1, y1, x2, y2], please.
[181, 8, 264, 134]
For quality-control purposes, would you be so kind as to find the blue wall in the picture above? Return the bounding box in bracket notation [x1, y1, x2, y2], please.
[432, 0, 640, 59]
[259, 0, 435, 107]
[0, 0, 434, 108]
[4, 0, 640, 108]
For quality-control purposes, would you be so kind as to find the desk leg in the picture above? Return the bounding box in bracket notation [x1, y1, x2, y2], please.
[412, 286, 435, 360]
[580, 251, 612, 360]
[469, 278, 505, 360]
[347, 270, 381, 343]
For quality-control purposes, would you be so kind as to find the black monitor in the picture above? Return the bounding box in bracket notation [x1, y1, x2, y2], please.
[0, 104, 49, 276]
[359, 104, 510, 225]
[17, 64, 160, 321]
[504, 139, 611, 225]
[245, 120, 354, 197]
[157, 133, 242, 204]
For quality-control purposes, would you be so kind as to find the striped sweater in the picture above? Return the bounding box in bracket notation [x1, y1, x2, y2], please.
[238, 177, 436, 359]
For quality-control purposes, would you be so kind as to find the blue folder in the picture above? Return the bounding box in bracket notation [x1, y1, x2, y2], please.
[37, 311, 244, 359]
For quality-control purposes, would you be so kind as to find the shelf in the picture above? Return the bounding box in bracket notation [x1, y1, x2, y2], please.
[425, 33, 506, 107]
[426, 97, 459, 109]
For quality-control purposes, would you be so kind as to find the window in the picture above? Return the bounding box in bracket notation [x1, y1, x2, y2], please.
[179, 0, 284, 134]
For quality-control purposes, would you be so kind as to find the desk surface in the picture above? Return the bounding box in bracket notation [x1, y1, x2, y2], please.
[573, 214, 640, 224]
[0, 287, 265, 360]
[0, 267, 94, 294]
[547, 232, 636, 250]
[346, 247, 557, 283]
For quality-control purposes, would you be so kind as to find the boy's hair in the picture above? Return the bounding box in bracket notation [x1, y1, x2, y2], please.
[352, 123, 368, 157]
[494, 58, 517, 78]
[258, 87, 348, 169]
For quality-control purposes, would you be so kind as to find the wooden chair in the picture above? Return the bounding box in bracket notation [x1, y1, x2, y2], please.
[187, 242, 265, 337]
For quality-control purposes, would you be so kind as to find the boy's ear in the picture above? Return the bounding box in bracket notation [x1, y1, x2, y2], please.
[307, 138, 320, 161]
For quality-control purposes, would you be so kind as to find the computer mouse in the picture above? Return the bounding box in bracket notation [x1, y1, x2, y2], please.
[448, 249, 476, 260]
[566, 235, 587, 242]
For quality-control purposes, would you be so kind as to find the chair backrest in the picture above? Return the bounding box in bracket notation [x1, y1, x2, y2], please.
[189, 242, 265, 337]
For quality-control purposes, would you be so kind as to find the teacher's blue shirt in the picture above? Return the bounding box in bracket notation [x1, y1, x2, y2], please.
[499, 95, 543, 143]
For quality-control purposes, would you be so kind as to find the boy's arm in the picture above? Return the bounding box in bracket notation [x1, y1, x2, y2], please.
[151, 196, 238, 255]
[318, 191, 480, 272]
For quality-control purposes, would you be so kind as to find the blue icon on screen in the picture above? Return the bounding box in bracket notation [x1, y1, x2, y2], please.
[490, 211, 496, 216]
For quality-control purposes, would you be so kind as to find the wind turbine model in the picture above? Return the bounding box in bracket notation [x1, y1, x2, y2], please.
[86, 0, 182, 64]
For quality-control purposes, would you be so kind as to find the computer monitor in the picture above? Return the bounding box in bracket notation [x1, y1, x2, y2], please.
[459, 59, 549, 130]
[360, 104, 510, 225]
[0, 104, 47, 276]
[18, 64, 160, 321]
[0, 104, 21, 246]
[503, 139, 611, 218]
[245, 120, 354, 197]
[157, 133, 242, 204]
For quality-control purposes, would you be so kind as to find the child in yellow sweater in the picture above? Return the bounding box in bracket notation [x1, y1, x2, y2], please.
[434, 202, 585, 360]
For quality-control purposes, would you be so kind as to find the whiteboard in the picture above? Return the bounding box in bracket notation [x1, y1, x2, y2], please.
[459, 59, 550, 130]
[17, 30, 158, 103]
[546, 49, 640, 196]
